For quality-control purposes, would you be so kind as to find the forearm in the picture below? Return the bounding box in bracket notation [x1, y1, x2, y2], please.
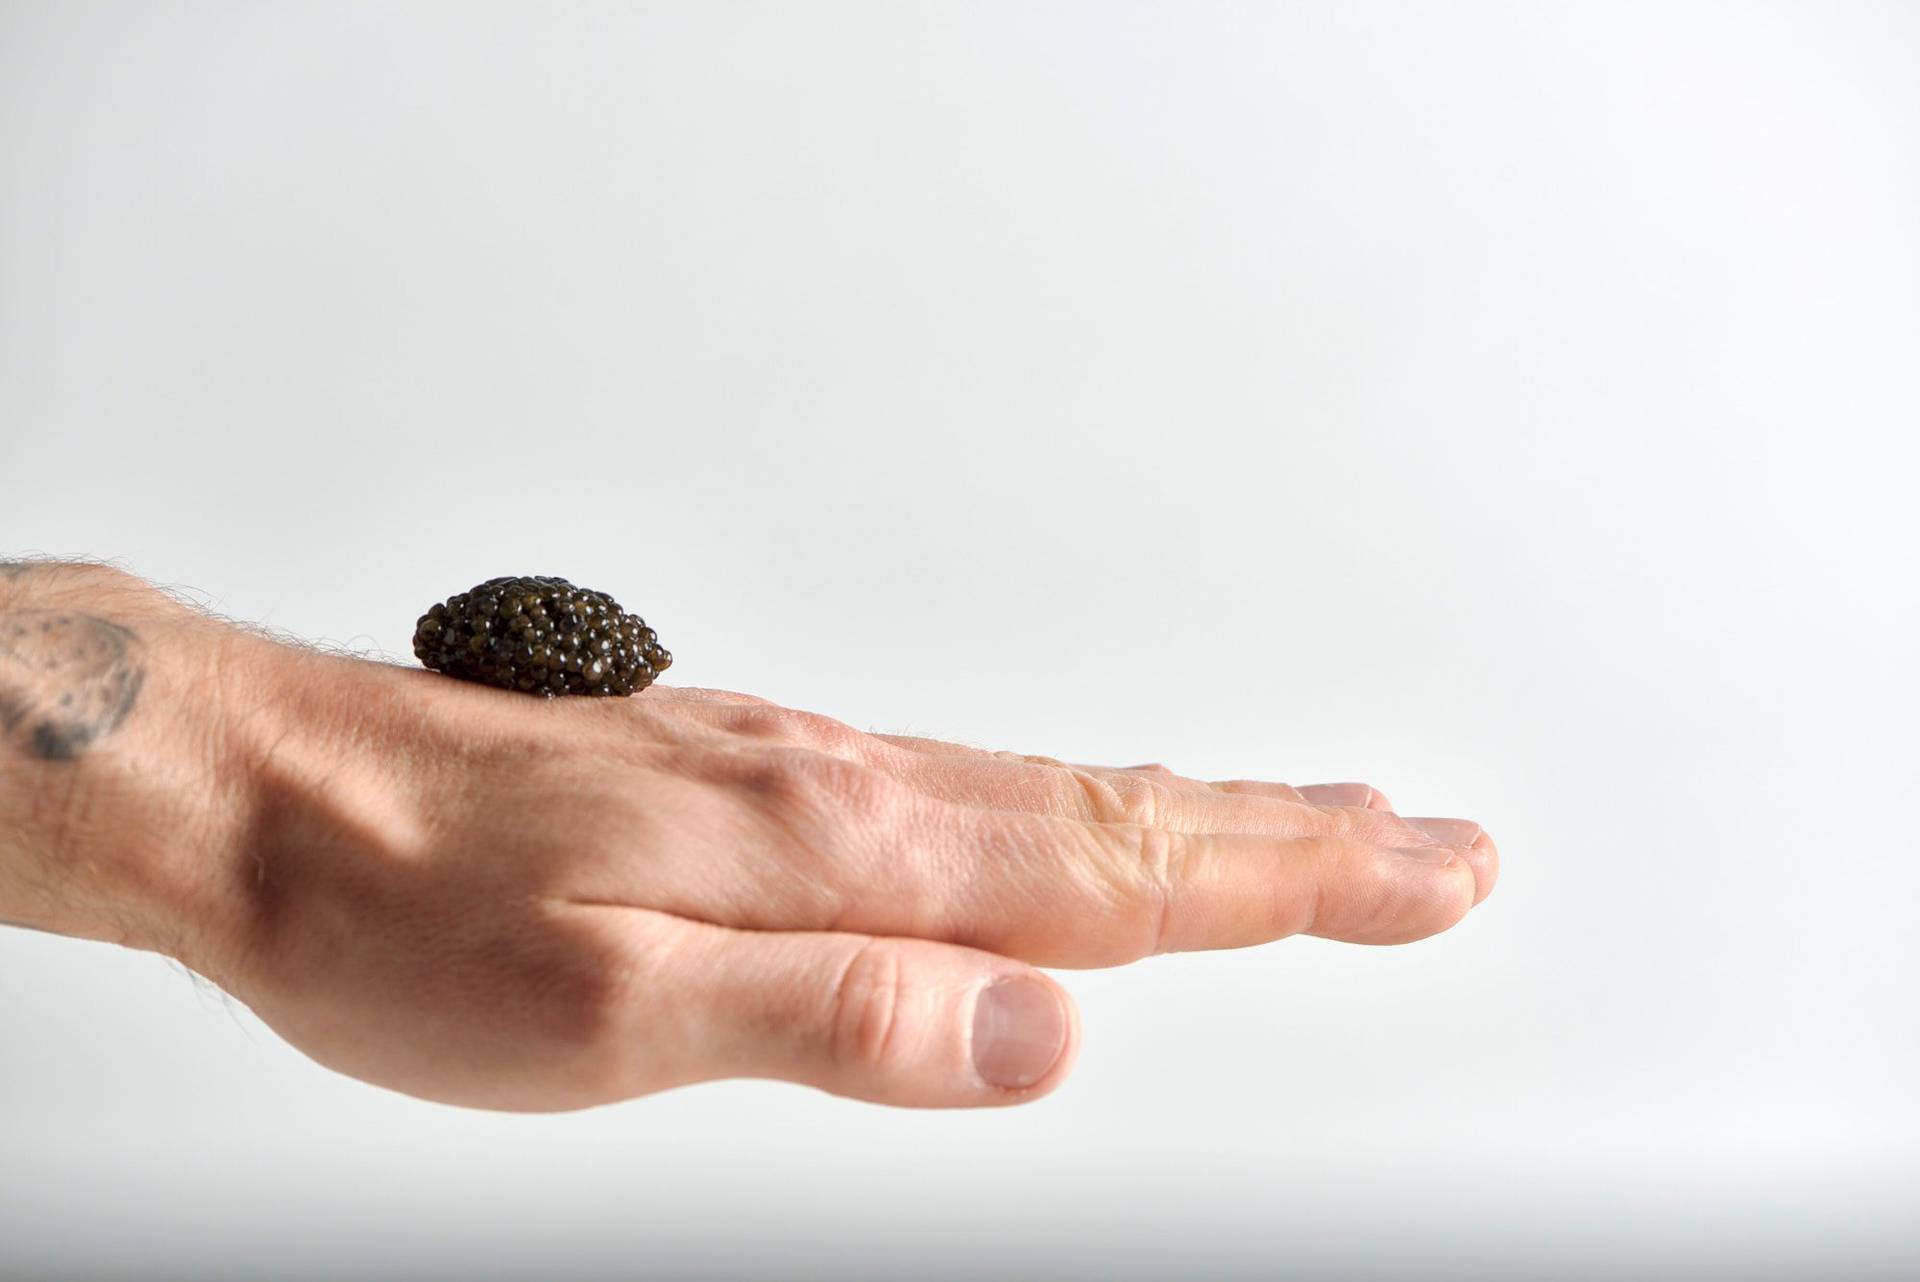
[0, 561, 254, 980]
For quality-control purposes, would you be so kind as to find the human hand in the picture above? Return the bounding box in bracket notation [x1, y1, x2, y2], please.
[0, 565, 1498, 1112]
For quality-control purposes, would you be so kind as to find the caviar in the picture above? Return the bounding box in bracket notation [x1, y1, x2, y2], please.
[412, 575, 670, 697]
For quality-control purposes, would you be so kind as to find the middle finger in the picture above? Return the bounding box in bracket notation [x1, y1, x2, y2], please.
[864, 729, 1399, 828]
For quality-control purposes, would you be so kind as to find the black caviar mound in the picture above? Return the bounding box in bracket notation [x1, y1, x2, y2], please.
[413, 575, 671, 697]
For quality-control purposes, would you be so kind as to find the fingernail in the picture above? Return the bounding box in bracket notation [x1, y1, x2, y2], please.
[1297, 782, 1372, 807]
[1405, 817, 1481, 847]
[972, 976, 1066, 1090]
[1397, 843, 1457, 865]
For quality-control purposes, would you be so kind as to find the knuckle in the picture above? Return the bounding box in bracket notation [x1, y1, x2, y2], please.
[757, 749, 903, 826]
[674, 687, 776, 706]
[517, 909, 691, 1101]
[709, 689, 777, 705]
[520, 917, 641, 1055]
[720, 704, 808, 742]
[993, 749, 1067, 769]
[1316, 804, 1367, 838]
[1131, 826, 1182, 957]
[796, 751, 897, 816]
[1072, 821, 1184, 961]
[828, 938, 907, 1075]
[1124, 775, 1175, 827]
[791, 711, 867, 755]
[723, 705, 869, 755]
[1066, 769, 1172, 827]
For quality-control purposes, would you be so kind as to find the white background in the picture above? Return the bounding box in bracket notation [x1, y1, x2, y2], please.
[3, 3, 1916, 1278]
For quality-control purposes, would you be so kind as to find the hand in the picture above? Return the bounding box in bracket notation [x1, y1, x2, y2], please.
[210, 657, 1496, 1113]
[0, 565, 1498, 1112]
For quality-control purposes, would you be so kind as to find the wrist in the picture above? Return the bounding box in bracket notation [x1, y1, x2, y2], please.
[0, 562, 258, 982]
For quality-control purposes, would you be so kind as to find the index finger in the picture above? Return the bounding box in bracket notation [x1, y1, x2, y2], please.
[904, 799, 1481, 967]
[605, 751, 1482, 970]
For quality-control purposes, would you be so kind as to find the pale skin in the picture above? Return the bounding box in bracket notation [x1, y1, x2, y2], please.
[0, 561, 1498, 1111]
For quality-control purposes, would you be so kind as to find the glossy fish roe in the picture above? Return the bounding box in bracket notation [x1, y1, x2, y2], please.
[413, 575, 670, 697]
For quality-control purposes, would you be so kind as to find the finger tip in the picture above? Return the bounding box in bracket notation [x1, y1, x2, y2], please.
[1045, 997, 1083, 1089]
[971, 970, 1081, 1106]
[1329, 844, 1478, 945]
[1466, 833, 1500, 905]
[1420, 854, 1480, 938]
[1296, 781, 1386, 810]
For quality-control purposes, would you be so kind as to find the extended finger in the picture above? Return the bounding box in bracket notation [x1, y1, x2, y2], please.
[692, 706, 1400, 836]
[587, 749, 1479, 970]
[876, 735, 1377, 810]
[902, 802, 1481, 966]
[1400, 816, 1500, 905]
[866, 740, 1421, 842]
[866, 744, 1396, 839]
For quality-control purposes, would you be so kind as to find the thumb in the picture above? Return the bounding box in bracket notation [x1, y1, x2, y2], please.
[660, 920, 1081, 1108]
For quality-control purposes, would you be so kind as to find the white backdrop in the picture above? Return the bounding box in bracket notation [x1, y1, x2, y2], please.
[2, 3, 1916, 1278]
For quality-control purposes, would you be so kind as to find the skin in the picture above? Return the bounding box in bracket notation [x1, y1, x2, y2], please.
[0, 561, 1498, 1112]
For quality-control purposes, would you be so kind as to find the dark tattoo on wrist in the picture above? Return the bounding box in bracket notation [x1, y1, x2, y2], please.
[0, 611, 146, 761]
